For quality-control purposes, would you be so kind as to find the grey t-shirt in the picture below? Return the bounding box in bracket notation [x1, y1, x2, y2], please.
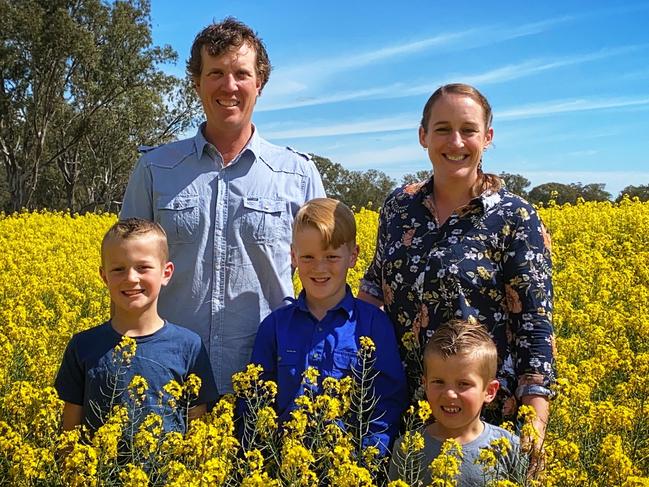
[389, 422, 523, 486]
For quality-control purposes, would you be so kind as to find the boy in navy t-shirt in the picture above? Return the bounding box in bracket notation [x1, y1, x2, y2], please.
[55, 218, 218, 434]
[250, 198, 407, 454]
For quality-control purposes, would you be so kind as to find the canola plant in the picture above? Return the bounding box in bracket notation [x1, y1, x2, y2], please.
[0, 200, 648, 486]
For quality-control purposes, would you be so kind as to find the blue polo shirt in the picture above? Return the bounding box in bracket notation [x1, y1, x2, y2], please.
[250, 287, 407, 453]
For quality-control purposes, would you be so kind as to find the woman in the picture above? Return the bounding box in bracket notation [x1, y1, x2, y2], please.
[358, 83, 555, 442]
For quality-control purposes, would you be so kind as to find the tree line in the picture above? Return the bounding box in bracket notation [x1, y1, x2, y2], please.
[311, 157, 649, 209]
[1, 1, 647, 214]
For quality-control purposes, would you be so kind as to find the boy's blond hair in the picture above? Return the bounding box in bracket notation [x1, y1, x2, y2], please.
[101, 218, 169, 263]
[293, 198, 356, 249]
[423, 319, 498, 382]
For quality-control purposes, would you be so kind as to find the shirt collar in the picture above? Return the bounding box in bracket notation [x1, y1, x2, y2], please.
[421, 175, 502, 212]
[192, 122, 262, 165]
[295, 285, 355, 319]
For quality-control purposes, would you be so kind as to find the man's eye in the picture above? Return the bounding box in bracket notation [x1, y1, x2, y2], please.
[327, 255, 341, 261]
[434, 128, 450, 133]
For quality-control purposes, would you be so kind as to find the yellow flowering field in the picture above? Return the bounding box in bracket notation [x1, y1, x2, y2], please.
[0, 200, 648, 485]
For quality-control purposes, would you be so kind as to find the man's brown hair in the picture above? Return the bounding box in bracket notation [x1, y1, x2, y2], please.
[186, 17, 271, 92]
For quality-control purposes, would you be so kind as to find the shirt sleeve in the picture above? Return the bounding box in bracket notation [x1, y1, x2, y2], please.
[359, 201, 389, 300]
[120, 155, 154, 219]
[365, 307, 408, 455]
[249, 313, 279, 384]
[502, 204, 556, 398]
[236, 313, 279, 430]
[304, 158, 327, 201]
[54, 336, 84, 406]
[188, 339, 219, 406]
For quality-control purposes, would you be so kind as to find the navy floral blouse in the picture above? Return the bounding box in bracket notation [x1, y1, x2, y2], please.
[360, 177, 556, 421]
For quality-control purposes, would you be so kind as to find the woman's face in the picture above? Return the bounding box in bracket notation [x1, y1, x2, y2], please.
[419, 93, 493, 186]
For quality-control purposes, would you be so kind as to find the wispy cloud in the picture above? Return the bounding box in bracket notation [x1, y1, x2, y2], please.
[258, 45, 645, 112]
[262, 93, 649, 140]
[334, 144, 425, 169]
[498, 96, 649, 120]
[260, 15, 576, 105]
[264, 115, 417, 139]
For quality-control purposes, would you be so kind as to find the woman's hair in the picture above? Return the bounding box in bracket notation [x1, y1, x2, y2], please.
[423, 319, 498, 382]
[420, 83, 502, 196]
[293, 198, 356, 249]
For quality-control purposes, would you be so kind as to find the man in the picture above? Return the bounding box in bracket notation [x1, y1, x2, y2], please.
[121, 18, 325, 394]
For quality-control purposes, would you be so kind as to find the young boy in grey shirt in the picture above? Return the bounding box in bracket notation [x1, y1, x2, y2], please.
[389, 319, 521, 486]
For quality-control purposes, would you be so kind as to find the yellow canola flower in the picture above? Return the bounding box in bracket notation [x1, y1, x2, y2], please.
[359, 335, 376, 354]
[2, 202, 649, 483]
[429, 439, 462, 487]
[119, 464, 149, 487]
[128, 374, 149, 404]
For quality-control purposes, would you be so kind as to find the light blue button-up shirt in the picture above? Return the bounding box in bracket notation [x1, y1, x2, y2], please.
[120, 124, 325, 393]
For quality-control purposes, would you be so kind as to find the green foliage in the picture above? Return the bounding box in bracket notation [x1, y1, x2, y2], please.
[499, 172, 531, 198]
[311, 154, 396, 209]
[528, 182, 611, 205]
[0, 0, 199, 213]
[616, 184, 649, 202]
[401, 170, 432, 186]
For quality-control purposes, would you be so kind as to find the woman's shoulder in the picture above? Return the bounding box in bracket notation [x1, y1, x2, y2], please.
[382, 180, 432, 215]
[488, 187, 543, 223]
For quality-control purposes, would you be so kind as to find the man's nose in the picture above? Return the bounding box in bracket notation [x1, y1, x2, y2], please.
[222, 73, 237, 91]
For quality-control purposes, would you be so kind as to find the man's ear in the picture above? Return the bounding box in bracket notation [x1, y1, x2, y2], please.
[99, 266, 107, 285]
[483, 379, 500, 404]
[161, 261, 174, 286]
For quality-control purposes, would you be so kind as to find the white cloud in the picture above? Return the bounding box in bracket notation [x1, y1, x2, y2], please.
[258, 45, 645, 112]
[259, 15, 578, 111]
[498, 96, 649, 120]
[263, 114, 417, 139]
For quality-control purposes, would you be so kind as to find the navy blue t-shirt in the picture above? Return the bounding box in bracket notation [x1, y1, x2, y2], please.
[55, 321, 218, 434]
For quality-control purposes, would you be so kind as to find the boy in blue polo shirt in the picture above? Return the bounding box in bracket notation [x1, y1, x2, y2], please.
[55, 218, 218, 435]
[250, 198, 407, 453]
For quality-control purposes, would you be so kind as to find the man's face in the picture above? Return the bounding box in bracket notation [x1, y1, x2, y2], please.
[194, 43, 261, 141]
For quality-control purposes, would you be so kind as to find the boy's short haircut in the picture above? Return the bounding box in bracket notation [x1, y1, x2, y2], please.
[293, 198, 356, 249]
[423, 319, 498, 382]
[101, 218, 169, 263]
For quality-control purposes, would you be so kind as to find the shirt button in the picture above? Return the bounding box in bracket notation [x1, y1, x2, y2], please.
[317, 326, 323, 332]
[312, 353, 320, 359]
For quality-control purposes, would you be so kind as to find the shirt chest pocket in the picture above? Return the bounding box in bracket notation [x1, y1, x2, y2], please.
[240, 197, 289, 245]
[156, 195, 199, 245]
[330, 350, 358, 379]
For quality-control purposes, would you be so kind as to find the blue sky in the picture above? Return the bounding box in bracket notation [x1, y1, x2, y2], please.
[150, 1, 649, 198]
